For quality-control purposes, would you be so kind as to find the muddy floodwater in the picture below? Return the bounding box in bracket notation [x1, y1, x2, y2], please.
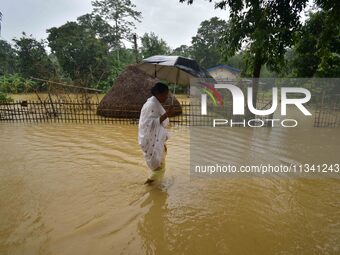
[0, 123, 339, 255]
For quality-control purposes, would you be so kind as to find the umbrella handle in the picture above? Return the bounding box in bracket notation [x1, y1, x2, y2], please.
[171, 85, 176, 105]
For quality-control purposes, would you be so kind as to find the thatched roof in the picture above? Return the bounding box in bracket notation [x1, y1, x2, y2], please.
[97, 65, 183, 118]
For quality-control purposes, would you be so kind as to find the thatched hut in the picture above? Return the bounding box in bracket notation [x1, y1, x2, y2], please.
[97, 65, 183, 118]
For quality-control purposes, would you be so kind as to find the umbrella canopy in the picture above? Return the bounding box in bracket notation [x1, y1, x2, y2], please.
[137, 55, 212, 86]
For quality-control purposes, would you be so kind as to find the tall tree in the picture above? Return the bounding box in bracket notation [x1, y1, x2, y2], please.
[47, 22, 110, 87]
[77, 14, 116, 48]
[140, 32, 171, 58]
[310, 0, 340, 78]
[91, 0, 142, 62]
[13, 33, 54, 80]
[292, 11, 340, 78]
[0, 39, 17, 75]
[191, 17, 227, 68]
[180, 0, 308, 106]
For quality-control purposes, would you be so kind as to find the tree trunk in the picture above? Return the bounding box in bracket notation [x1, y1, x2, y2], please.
[245, 50, 262, 119]
[252, 50, 262, 108]
[133, 34, 139, 63]
[115, 18, 120, 63]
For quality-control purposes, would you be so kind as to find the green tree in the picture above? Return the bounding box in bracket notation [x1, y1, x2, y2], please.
[97, 48, 136, 91]
[0, 39, 17, 75]
[315, 0, 339, 24]
[292, 11, 340, 78]
[171, 45, 192, 58]
[91, 0, 142, 62]
[47, 22, 111, 87]
[77, 14, 116, 48]
[225, 53, 248, 74]
[140, 32, 171, 58]
[180, 0, 308, 106]
[191, 17, 227, 68]
[13, 33, 55, 81]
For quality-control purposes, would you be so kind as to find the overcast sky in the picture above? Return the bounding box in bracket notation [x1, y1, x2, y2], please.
[0, 0, 228, 49]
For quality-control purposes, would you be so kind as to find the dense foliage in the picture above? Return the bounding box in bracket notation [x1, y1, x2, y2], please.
[0, 0, 338, 96]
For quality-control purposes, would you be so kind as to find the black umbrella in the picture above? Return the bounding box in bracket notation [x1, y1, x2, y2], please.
[137, 55, 212, 103]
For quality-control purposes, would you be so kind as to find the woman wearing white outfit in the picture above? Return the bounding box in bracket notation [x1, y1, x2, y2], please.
[138, 82, 174, 185]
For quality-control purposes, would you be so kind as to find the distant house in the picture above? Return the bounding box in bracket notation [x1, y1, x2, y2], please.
[207, 64, 241, 80]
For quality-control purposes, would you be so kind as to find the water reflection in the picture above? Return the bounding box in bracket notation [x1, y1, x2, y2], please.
[139, 188, 169, 255]
[0, 123, 339, 255]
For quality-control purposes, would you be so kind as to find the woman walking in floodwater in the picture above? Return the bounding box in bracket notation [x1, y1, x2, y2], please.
[138, 82, 174, 185]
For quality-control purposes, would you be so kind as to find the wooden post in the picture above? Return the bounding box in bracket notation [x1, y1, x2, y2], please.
[133, 34, 139, 63]
[48, 92, 57, 118]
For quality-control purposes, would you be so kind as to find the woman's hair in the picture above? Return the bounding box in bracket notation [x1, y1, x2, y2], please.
[151, 82, 169, 96]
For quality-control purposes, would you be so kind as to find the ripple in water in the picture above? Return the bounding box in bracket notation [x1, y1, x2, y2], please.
[0, 123, 339, 254]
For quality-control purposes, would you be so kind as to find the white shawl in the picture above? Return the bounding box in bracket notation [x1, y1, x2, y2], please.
[138, 96, 170, 170]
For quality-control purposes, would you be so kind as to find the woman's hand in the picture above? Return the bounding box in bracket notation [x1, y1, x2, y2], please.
[160, 106, 174, 124]
[166, 105, 175, 117]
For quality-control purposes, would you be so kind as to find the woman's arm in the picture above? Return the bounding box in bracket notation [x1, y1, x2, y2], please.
[159, 106, 174, 124]
[159, 112, 168, 124]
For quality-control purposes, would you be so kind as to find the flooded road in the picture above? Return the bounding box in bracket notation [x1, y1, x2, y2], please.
[0, 123, 339, 254]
